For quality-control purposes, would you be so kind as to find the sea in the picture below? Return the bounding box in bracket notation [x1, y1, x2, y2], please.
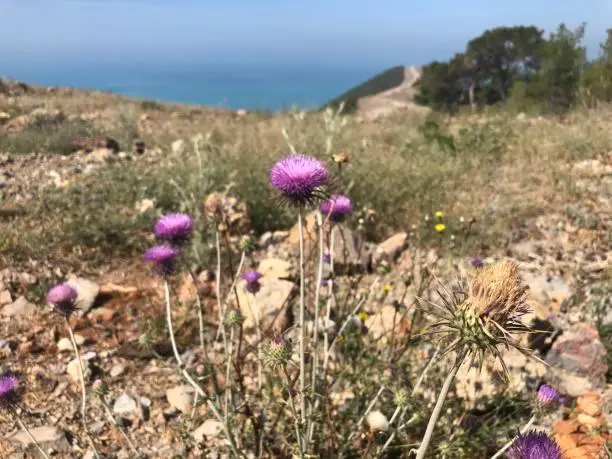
[2, 59, 382, 111]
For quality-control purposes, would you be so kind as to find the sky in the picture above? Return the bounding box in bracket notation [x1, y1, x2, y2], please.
[1, 0, 610, 71]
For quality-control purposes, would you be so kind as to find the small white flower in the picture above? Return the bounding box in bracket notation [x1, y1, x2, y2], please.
[366, 410, 389, 432]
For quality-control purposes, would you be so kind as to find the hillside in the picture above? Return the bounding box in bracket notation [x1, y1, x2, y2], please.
[0, 77, 611, 458]
[323, 65, 429, 118]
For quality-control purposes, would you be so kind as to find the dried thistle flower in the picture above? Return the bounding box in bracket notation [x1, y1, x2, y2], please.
[262, 334, 292, 370]
[428, 260, 533, 374]
[506, 431, 562, 459]
[47, 283, 78, 316]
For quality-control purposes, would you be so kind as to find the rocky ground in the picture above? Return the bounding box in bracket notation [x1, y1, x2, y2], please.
[0, 79, 611, 458]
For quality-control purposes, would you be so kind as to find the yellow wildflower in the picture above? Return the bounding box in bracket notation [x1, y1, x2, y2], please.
[435, 210, 445, 218]
[435, 223, 446, 233]
[383, 284, 392, 293]
[357, 311, 369, 323]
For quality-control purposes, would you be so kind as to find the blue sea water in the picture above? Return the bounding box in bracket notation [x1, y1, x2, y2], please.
[2, 59, 381, 111]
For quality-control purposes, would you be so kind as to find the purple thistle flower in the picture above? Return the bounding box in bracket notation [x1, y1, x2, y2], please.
[143, 245, 179, 275]
[506, 431, 562, 459]
[154, 213, 193, 244]
[269, 154, 328, 206]
[537, 384, 561, 407]
[320, 194, 353, 222]
[323, 251, 331, 263]
[47, 283, 78, 316]
[0, 373, 19, 408]
[471, 257, 485, 268]
[242, 270, 263, 294]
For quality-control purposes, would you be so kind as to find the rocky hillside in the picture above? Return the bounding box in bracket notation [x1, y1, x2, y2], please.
[323, 65, 429, 119]
[0, 77, 611, 457]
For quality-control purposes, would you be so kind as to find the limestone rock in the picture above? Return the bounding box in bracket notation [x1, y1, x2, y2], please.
[546, 323, 608, 391]
[373, 232, 407, 266]
[8, 425, 70, 453]
[235, 278, 295, 332]
[258, 258, 294, 280]
[66, 276, 100, 316]
[192, 419, 223, 442]
[1, 296, 36, 318]
[166, 384, 196, 413]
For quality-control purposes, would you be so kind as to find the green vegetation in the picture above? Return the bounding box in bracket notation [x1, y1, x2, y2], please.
[415, 23, 612, 113]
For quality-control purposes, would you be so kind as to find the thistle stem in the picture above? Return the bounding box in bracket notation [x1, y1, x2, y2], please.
[490, 414, 537, 459]
[189, 270, 206, 352]
[225, 326, 235, 419]
[250, 295, 263, 390]
[214, 230, 229, 349]
[415, 352, 465, 459]
[283, 367, 305, 459]
[65, 317, 100, 459]
[307, 212, 325, 448]
[163, 279, 242, 458]
[297, 208, 307, 424]
[13, 412, 51, 459]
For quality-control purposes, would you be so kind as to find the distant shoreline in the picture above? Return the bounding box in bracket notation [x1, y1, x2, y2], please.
[1, 62, 389, 112]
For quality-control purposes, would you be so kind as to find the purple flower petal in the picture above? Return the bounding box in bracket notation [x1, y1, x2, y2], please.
[320, 194, 353, 222]
[270, 154, 328, 206]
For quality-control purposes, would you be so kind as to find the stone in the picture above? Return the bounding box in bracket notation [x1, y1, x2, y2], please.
[1, 296, 36, 318]
[113, 394, 137, 415]
[8, 425, 70, 453]
[235, 277, 295, 332]
[192, 419, 223, 441]
[57, 335, 85, 352]
[546, 323, 608, 390]
[166, 384, 196, 413]
[89, 307, 116, 322]
[366, 410, 389, 432]
[66, 276, 100, 316]
[89, 148, 116, 163]
[286, 211, 318, 248]
[258, 258, 294, 280]
[455, 347, 547, 409]
[110, 363, 126, 378]
[522, 272, 572, 311]
[551, 373, 595, 398]
[67, 357, 91, 384]
[364, 305, 410, 343]
[331, 225, 371, 274]
[171, 139, 185, 155]
[0, 289, 11, 305]
[373, 232, 407, 266]
[135, 198, 156, 214]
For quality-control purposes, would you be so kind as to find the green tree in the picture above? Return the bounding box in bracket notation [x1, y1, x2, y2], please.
[530, 23, 587, 112]
[465, 26, 545, 104]
[581, 29, 612, 105]
[414, 54, 470, 112]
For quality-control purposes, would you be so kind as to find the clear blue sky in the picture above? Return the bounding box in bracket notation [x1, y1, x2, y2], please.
[1, 0, 610, 69]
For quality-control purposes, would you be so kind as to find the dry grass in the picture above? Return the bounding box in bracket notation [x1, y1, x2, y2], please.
[1, 88, 611, 271]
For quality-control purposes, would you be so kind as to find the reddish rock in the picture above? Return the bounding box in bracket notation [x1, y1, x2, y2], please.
[545, 323, 608, 389]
